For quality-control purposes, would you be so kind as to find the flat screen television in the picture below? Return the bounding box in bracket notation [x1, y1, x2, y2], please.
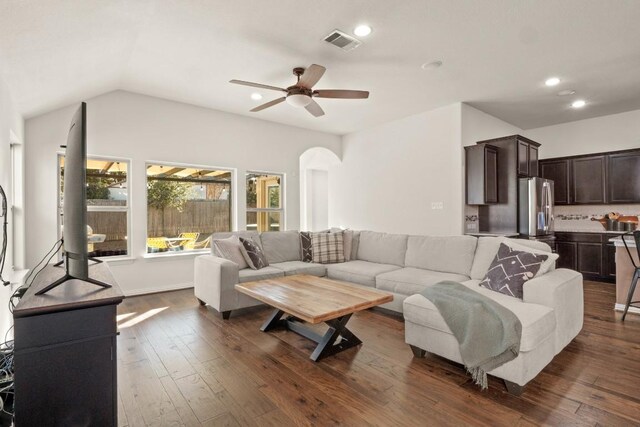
[36, 102, 110, 295]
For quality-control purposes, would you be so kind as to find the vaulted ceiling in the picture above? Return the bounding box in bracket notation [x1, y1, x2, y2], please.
[1, 0, 639, 134]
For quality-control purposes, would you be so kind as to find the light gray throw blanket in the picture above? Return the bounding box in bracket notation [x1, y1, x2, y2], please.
[420, 281, 522, 389]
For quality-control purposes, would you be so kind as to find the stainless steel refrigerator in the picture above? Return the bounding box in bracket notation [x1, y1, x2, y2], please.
[518, 177, 554, 237]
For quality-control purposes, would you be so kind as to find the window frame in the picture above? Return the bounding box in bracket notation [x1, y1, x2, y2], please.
[245, 170, 285, 232]
[144, 160, 236, 257]
[57, 153, 132, 261]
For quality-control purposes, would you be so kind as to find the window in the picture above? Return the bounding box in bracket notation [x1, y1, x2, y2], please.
[58, 156, 130, 258]
[246, 172, 284, 232]
[146, 163, 232, 253]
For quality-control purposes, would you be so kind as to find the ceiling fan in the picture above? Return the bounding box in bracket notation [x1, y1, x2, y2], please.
[230, 64, 369, 117]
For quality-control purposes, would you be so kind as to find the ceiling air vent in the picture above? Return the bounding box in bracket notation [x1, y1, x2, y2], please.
[324, 29, 361, 52]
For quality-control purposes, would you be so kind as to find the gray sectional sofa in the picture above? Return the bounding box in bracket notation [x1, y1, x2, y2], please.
[193, 229, 584, 391]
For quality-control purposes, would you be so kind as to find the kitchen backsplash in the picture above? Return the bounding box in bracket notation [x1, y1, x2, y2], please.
[465, 204, 640, 233]
[554, 204, 640, 232]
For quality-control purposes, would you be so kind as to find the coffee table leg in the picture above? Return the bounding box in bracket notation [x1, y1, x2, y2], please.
[310, 314, 363, 362]
[260, 309, 285, 332]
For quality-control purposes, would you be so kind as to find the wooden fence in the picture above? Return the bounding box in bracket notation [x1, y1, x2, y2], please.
[86, 200, 231, 248]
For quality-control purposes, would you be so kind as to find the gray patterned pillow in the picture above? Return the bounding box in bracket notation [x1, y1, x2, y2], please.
[239, 237, 269, 270]
[300, 232, 313, 262]
[479, 243, 549, 299]
[311, 231, 345, 264]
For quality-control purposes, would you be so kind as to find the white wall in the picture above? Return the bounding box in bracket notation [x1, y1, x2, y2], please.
[461, 103, 522, 147]
[329, 103, 465, 235]
[25, 90, 340, 295]
[0, 76, 25, 337]
[523, 108, 640, 158]
[310, 170, 328, 231]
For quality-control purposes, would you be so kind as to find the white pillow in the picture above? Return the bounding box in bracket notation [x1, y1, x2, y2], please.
[213, 235, 249, 269]
[501, 239, 558, 277]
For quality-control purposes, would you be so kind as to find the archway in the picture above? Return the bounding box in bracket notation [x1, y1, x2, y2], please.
[299, 147, 341, 231]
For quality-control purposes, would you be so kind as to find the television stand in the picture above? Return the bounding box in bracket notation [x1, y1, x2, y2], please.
[13, 262, 123, 426]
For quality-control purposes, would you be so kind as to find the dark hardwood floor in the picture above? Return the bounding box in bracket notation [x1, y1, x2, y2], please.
[117, 281, 640, 426]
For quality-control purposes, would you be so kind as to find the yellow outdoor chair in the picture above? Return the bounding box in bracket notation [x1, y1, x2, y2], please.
[179, 232, 200, 250]
[190, 236, 212, 250]
[147, 237, 168, 253]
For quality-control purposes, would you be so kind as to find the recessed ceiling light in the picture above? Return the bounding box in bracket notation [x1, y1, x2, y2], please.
[421, 60, 443, 70]
[354, 25, 372, 37]
[251, 93, 262, 101]
[557, 89, 576, 96]
[545, 77, 561, 86]
[571, 99, 586, 108]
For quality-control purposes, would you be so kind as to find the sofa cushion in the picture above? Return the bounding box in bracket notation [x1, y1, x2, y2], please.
[405, 235, 478, 276]
[470, 237, 555, 280]
[270, 261, 326, 277]
[212, 231, 262, 254]
[376, 268, 469, 296]
[238, 266, 284, 283]
[212, 235, 248, 269]
[326, 260, 401, 287]
[357, 231, 408, 266]
[260, 231, 302, 264]
[403, 279, 556, 352]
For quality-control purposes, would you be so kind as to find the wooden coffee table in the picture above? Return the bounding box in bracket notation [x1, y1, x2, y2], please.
[235, 274, 393, 361]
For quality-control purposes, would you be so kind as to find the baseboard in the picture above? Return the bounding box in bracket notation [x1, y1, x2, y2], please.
[614, 303, 640, 315]
[124, 282, 193, 297]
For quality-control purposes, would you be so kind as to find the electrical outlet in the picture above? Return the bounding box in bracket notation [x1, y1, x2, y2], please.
[431, 202, 444, 210]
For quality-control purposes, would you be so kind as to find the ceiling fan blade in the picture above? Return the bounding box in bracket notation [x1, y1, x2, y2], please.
[230, 79, 286, 92]
[305, 99, 325, 117]
[314, 89, 369, 99]
[250, 97, 286, 112]
[297, 64, 326, 89]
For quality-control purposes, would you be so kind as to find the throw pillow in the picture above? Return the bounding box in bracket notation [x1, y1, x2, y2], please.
[213, 235, 248, 269]
[501, 239, 558, 277]
[479, 243, 550, 299]
[311, 231, 345, 264]
[331, 227, 354, 261]
[239, 237, 269, 270]
[300, 231, 313, 262]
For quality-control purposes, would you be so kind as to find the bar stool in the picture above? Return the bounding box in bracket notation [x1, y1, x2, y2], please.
[621, 230, 640, 321]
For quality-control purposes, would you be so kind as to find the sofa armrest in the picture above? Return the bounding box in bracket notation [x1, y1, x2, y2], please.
[523, 268, 583, 354]
[194, 255, 239, 312]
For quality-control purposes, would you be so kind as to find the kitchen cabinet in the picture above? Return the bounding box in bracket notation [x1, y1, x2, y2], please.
[540, 159, 570, 205]
[540, 148, 640, 205]
[517, 139, 539, 177]
[555, 232, 623, 282]
[571, 155, 607, 204]
[607, 151, 640, 203]
[465, 144, 498, 204]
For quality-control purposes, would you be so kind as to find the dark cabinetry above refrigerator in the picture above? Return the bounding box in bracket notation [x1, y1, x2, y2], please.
[539, 148, 640, 205]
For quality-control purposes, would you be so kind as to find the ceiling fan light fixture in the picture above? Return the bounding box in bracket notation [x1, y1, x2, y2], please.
[250, 93, 262, 101]
[286, 94, 312, 107]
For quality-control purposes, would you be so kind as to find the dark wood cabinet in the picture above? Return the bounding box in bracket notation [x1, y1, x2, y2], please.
[607, 151, 640, 203]
[465, 144, 498, 204]
[577, 242, 603, 275]
[556, 241, 577, 270]
[517, 139, 539, 177]
[540, 148, 640, 205]
[540, 159, 570, 204]
[555, 232, 623, 282]
[571, 155, 607, 204]
[13, 264, 123, 426]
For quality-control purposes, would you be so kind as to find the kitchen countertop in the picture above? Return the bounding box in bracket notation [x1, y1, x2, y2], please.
[609, 235, 638, 247]
[466, 232, 520, 237]
[555, 229, 628, 234]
